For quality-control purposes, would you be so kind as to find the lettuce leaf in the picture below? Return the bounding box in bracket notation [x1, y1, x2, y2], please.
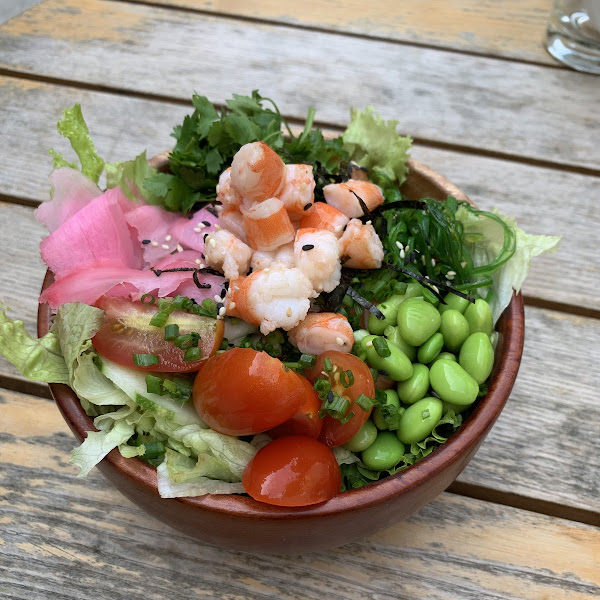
[342, 106, 412, 186]
[456, 206, 561, 323]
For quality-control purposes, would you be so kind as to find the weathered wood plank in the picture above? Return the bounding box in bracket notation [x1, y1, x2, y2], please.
[0, 197, 598, 515]
[0, 77, 592, 311]
[0, 0, 598, 170]
[1, 389, 599, 600]
[128, 0, 557, 65]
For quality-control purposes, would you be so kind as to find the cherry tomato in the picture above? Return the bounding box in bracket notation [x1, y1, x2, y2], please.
[93, 296, 224, 372]
[192, 348, 307, 436]
[242, 435, 341, 506]
[306, 351, 375, 447]
[267, 375, 322, 439]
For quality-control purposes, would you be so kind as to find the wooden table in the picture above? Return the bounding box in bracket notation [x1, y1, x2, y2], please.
[0, 1, 599, 598]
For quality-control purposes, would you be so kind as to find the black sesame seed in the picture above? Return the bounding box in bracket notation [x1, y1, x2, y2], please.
[202, 220, 211, 227]
[223, 281, 230, 290]
[302, 244, 315, 251]
[220, 288, 227, 299]
[379, 370, 389, 377]
[303, 203, 312, 211]
[142, 239, 151, 245]
[203, 233, 209, 242]
[216, 302, 224, 312]
[206, 206, 218, 218]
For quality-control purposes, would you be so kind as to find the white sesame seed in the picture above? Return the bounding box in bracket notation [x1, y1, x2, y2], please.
[229, 301, 236, 310]
[432, 285, 439, 293]
[395, 241, 403, 250]
[446, 272, 455, 280]
[461, 261, 467, 268]
[400, 249, 405, 259]
[193, 227, 202, 233]
[447, 271, 456, 277]
[366, 220, 372, 225]
[431, 258, 436, 267]
[214, 224, 221, 230]
[176, 244, 184, 252]
[165, 234, 172, 242]
[218, 306, 226, 317]
[151, 241, 158, 247]
[161, 244, 170, 250]
[421, 255, 427, 266]
[286, 307, 292, 317]
[196, 222, 205, 229]
[209, 238, 217, 248]
[336, 336, 344, 346]
[234, 285, 240, 292]
[263, 268, 270, 273]
[214, 295, 221, 303]
[405, 245, 410, 252]
[215, 205, 224, 212]
[195, 258, 202, 265]
[366, 340, 373, 347]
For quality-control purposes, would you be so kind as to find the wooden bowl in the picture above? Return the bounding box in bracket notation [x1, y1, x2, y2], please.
[38, 158, 524, 554]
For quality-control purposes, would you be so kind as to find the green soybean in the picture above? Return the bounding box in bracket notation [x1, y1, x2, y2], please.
[397, 298, 441, 346]
[429, 359, 479, 406]
[417, 332, 444, 364]
[397, 364, 430, 405]
[459, 332, 495, 384]
[361, 431, 406, 471]
[366, 338, 413, 382]
[373, 389, 401, 430]
[384, 326, 417, 362]
[464, 298, 493, 337]
[439, 292, 470, 314]
[433, 352, 457, 363]
[440, 309, 470, 352]
[368, 294, 405, 335]
[404, 282, 425, 300]
[343, 419, 378, 452]
[360, 334, 378, 350]
[396, 397, 444, 444]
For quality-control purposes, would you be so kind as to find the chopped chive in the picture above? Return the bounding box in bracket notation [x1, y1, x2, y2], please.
[356, 394, 374, 412]
[133, 353, 159, 367]
[141, 293, 155, 305]
[172, 295, 193, 311]
[323, 357, 333, 373]
[164, 323, 180, 341]
[299, 353, 317, 369]
[174, 333, 199, 350]
[162, 379, 177, 394]
[373, 337, 391, 358]
[149, 311, 170, 327]
[145, 374, 164, 395]
[184, 347, 202, 361]
[340, 369, 355, 388]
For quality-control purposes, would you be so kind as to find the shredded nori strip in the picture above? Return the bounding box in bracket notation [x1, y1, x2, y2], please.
[347, 286, 385, 320]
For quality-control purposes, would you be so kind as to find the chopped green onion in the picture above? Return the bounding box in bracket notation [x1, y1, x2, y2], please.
[319, 394, 351, 422]
[174, 376, 193, 397]
[299, 353, 317, 369]
[373, 337, 391, 358]
[145, 374, 164, 395]
[149, 311, 170, 327]
[340, 369, 355, 388]
[174, 333, 200, 350]
[355, 394, 374, 412]
[141, 293, 155, 305]
[184, 347, 202, 361]
[133, 353, 159, 367]
[323, 357, 333, 373]
[164, 323, 180, 341]
[171, 295, 193, 311]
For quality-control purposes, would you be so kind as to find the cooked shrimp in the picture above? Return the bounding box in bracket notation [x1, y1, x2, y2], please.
[203, 229, 252, 280]
[288, 312, 354, 355]
[216, 167, 242, 208]
[243, 197, 295, 251]
[299, 202, 349, 238]
[230, 141, 285, 203]
[323, 180, 384, 218]
[278, 164, 316, 221]
[219, 206, 248, 243]
[226, 266, 314, 335]
[250, 242, 295, 271]
[294, 228, 341, 293]
[338, 219, 384, 269]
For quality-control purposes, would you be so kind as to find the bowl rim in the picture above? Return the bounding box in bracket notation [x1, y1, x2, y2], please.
[38, 157, 525, 520]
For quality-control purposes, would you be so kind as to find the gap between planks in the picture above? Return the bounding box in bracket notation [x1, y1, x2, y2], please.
[0, 67, 598, 181]
[112, 0, 565, 71]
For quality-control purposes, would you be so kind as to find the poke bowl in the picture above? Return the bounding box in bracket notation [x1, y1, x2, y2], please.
[38, 155, 525, 554]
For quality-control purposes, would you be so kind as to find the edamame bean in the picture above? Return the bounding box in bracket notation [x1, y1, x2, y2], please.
[360, 334, 378, 350]
[440, 309, 470, 352]
[417, 332, 443, 364]
[397, 363, 430, 405]
[397, 298, 441, 346]
[353, 329, 370, 344]
[361, 431, 406, 470]
[464, 298, 493, 337]
[373, 389, 401, 430]
[396, 397, 444, 444]
[429, 359, 479, 406]
[439, 292, 470, 314]
[404, 282, 425, 300]
[368, 294, 405, 335]
[343, 419, 378, 452]
[459, 332, 494, 384]
[433, 352, 457, 363]
[366, 337, 413, 381]
[384, 326, 417, 362]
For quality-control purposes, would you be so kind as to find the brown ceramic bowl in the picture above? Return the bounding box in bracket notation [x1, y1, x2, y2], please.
[38, 158, 524, 554]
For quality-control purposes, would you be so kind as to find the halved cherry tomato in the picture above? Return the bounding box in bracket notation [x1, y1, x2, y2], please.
[192, 348, 307, 436]
[93, 296, 224, 372]
[267, 375, 322, 439]
[242, 435, 341, 506]
[306, 350, 375, 447]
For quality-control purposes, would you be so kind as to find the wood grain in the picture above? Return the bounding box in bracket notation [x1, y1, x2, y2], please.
[0, 0, 598, 170]
[0, 76, 594, 312]
[1, 389, 599, 599]
[124, 0, 557, 65]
